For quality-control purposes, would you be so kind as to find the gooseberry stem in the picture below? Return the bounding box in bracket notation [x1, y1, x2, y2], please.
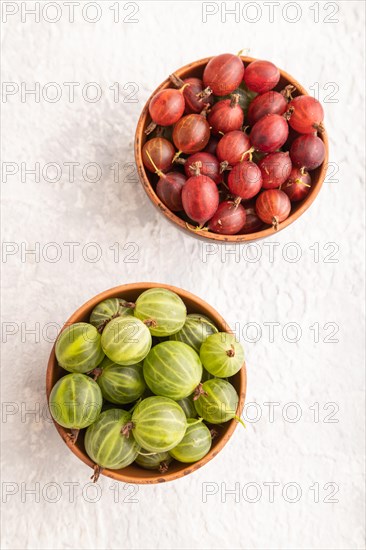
[179, 83, 190, 93]
[145, 121, 158, 136]
[272, 216, 279, 231]
[121, 421, 135, 438]
[173, 150, 182, 163]
[90, 367, 102, 381]
[143, 318, 158, 328]
[174, 157, 186, 165]
[283, 107, 294, 121]
[169, 73, 185, 88]
[237, 48, 249, 57]
[189, 161, 202, 176]
[66, 429, 80, 445]
[196, 86, 213, 101]
[219, 160, 230, 173]
[234, 415, 246, 428]
[200, 104, 210, 118]
[145, 150, 165, 178]
[281, 84, 296, 101]
[185, 222, 208, 232]
[193, 383, 208, 401]
[159, 461, 170, 474]
[120, 300, 135, 309]
[226, 344, 235, 357]
[230, 94, 240, 108]
[313, 121, 325, 133]
[97, 312, 120, 333]
[91, 464, 103, 483]
[240, 146, 255, 163]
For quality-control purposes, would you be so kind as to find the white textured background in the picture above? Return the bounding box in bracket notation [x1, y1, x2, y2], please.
[1, 1, 365, 549]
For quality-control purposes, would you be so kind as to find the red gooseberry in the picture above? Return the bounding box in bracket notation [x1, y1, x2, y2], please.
[144, 147, 186, 211]
[228, 161, 263, 200]
[281, 167, 312, 202]
[208, 201, 246, 235]
[290, 134, 325, 170]
[216, 131, 251, 170]
[181, 77, 213, 114]
[156, 172, 187, 212]
[183, 152, 221, 184]
[148, 86, 188, 128]
[255, 189, 291, 230]
[173, 114, 210, 156]
[258, 151, 292, 189]
[208, 95, 244, 135]
[244, 60, 280, 94]
[288, 96, 324, 134]
[182, 175, 219, 226]
[142, 137, 175, 173]
[203, 53, 245, 96]
[241, 204, 265, 234]
[250, 114, 289, 153]
[247, 91, 287, 126]
[203, 135, 220, 155]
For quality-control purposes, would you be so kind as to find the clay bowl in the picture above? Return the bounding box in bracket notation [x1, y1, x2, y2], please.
[46, 282, 247, 484]
[135, 56, 329, 242]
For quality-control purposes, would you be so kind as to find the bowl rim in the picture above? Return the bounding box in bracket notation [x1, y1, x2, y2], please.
[46, 282, 247, 484]
[134, 55, 329, 243]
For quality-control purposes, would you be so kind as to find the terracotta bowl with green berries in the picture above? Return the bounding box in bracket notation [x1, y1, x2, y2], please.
[46, 283, 247, 484]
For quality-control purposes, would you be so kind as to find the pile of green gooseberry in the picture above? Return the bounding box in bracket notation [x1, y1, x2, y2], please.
[49, 288, 245, 481]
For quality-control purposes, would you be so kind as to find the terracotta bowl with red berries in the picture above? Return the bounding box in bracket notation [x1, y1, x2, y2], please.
[134, 54, 329, 242]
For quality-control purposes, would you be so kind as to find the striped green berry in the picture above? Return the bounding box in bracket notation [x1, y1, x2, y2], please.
[169, 418, 212, 463]
[96, 358, 146, 405]
[135, 450, 172, 472]
[194, 378, 242, 425]
[49, 373, 102, 429]
[128, 396, 187, 452]
[90, 298, 134, 330]
[170, 313, 218, 353]
[177, 394, 197, 418]
[134, 288, 186, 337]
[55, 322, 105, 374]
[200, 332, 245, 377]
[143, 341, 202, 400]
[85, 409, 140, 469]
[101, 316, 151, 366]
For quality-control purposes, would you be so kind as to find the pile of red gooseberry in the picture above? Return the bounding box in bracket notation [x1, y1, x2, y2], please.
[141, 53, 326, 235]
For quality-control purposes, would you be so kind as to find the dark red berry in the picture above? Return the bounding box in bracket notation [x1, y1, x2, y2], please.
[250, 114, 289, 153]
[281, 167, 312, 202]
[208, 95, 244, 135]
[228, 161, 262, 200]
[208, 201, 246, 235]
[258, 151, 292, 189]
[156, 172, 186, 211]
[244, 60, 280, 94]
[173, 114, 210, 154]
[203, 53, 245, 96]
[290, 134, 325, 170]
[142, 138, 175, 173]
[247, 91, 287, 126]
[184, 152, 221, 184]
[256, 189, 291, 230]
[288, 96, 324, 134]
[182, 175, 219, 226]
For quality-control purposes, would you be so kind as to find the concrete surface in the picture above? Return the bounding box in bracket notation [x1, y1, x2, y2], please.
[1, 1, 365, 549]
